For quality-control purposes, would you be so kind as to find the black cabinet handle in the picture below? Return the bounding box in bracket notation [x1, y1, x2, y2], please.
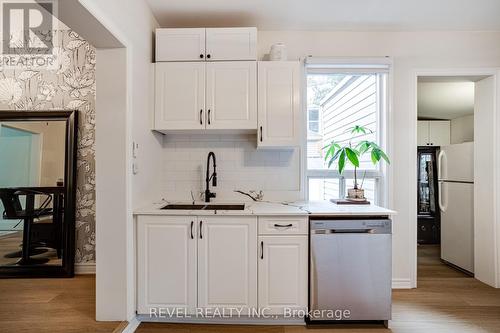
[260, 241, 264, 259]
[190, 221, 194, 239]
[199, 220, 203, 239]
[207, 54, 211, 59]
[274, 223, 293, 228]
[260, 126, 263, 142]
[200, 54, 204, 59]
[200, 109, 203, 125]
[208, 109, 211, 125]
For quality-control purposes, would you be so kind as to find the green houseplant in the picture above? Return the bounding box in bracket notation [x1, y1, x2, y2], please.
[323, 125, 390, 201]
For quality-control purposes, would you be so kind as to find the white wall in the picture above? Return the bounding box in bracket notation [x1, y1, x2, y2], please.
[474, 76, 497, 287]
[95, 48, 128, 320]
[79, 0, 161, 321]
[257, 30, 500, 287]
[451, 114, 474, 144]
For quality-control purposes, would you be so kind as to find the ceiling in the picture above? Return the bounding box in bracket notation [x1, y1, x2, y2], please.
[145, 0, 500, 31]
[418, 80, 476, 120]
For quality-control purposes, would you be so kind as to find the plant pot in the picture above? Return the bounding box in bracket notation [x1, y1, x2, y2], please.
[347, 188, 365, 200]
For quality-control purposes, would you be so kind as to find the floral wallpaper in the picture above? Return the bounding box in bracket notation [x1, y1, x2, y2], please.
[0, 30, 96, 263]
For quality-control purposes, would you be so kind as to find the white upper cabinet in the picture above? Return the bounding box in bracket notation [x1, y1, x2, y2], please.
[206, 61, 257, 129]
[137, 216, 197, 314]
[258, 61, 301, 148]
[155, 62, 205, 130]
[417, 121, 430, 146]
[156, 27, 257, 62]
[205, 27, 257, 61]
[258, 236, 308, 314]
[154, 61, 257, 132]
[429, 121, 451, 146]
[156, 28, 206, 61]
[197, 216, 257, 310]
[417, 120, 450, 146]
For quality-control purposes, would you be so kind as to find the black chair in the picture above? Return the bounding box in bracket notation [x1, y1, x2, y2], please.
[0, 188, 54, 265]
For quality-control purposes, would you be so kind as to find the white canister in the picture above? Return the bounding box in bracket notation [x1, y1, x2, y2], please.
[269, 43, 287, 61]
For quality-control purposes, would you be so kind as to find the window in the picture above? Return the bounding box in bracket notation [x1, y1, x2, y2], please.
[306, 61, 389, 204]
[308, 108, 320, 134]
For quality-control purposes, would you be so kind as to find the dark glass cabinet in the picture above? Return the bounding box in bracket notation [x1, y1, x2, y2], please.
[417, 147, 440, 244]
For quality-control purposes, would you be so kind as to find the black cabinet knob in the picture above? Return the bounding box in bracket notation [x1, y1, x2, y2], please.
[207, 54, 211, 59]
[200, 54, 204, 59]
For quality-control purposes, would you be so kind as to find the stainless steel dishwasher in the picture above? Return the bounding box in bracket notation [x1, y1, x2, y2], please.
[308, 218, 392, 326]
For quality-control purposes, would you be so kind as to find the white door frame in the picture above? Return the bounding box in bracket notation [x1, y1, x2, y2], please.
[410, 68, 500, 288]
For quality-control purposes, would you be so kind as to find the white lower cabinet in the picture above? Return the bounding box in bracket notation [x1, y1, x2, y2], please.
[258, 235, 308, 315]
[137, 214, 307, 318]
[198, 216, 257, 310]
[137, 215, 197, 314]
[137, 215, 258, 315]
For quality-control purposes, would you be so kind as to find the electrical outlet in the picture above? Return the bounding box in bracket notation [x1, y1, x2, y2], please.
[132, 142, 139, 158]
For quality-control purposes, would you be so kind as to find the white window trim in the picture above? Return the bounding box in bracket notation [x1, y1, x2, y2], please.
[301, 57, 392, 205]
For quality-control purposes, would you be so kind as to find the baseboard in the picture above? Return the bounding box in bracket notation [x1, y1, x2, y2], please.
[392, 278, 412, 289]
[121, 316, 141, 333]
[75, 262, 96, 274]
[138, 315, 305, 325]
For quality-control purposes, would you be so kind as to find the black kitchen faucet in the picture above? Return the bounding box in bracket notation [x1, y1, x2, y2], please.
[205, 152, 217, 202]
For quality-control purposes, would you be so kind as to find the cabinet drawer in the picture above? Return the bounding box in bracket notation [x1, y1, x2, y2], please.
[258, 217, 308, 235]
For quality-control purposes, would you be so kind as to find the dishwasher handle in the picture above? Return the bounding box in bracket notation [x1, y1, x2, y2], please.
[312, 228, 375, 234]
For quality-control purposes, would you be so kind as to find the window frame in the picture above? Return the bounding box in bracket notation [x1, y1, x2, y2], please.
[303, 60, 391, 205]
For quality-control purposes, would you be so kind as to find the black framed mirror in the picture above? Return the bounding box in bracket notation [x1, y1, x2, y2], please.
[0, 111, 77, 277]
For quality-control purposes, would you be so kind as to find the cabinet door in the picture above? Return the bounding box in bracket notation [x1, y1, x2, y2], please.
[205, 27, 257, 61]
[417, 121, 429, 146]
[198, 216, 257, 310]
[155, 62, 205, 130]
[258, 236, 308, 315]
[429, 120, 450, 146]
[258, 61, 301, 147]
[156, 28, 205, 61]
[206, 61, 257, 130]
[137, 216, 197, 314]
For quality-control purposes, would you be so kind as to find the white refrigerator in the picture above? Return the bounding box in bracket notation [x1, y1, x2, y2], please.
[438, 142, 474, 274]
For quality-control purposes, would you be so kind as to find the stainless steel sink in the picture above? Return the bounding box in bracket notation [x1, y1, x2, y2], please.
[161, 204, 245, 210]
[204, 204, 245, 210]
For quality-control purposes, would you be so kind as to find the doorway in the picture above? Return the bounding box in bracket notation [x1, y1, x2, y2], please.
[0, 125, 41, 234]
[414, 73, 498, 287]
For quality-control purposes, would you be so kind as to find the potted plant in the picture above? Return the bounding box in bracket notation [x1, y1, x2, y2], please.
[323, 125, 390, 201]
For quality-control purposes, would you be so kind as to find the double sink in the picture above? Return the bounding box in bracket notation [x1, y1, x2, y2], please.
[162, 203, 245, 211]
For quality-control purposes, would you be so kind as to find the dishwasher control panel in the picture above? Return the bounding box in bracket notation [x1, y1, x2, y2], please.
[310, 218, 391, 234]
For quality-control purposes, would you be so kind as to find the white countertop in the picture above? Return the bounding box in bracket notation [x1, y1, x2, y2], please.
[134, 200, 396, 217]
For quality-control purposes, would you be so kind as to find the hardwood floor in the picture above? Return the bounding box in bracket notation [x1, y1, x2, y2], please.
[0, 245, 499, 332]
[0, 275, 120, 333]
[137, 245, 500, 333]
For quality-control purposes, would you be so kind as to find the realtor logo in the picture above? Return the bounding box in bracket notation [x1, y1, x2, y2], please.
[2, 0, 54, 54]
[0, 0, 58, 68]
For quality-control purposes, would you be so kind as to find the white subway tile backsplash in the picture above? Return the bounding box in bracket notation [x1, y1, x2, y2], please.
[161, 134, 301, 201]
